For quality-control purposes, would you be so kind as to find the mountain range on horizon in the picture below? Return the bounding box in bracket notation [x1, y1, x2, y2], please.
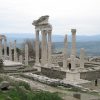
[1, 33, 100, 42]
[1, 33, 100, 56]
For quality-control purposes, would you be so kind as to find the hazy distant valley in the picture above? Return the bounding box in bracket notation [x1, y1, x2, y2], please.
[2, 33, 100, 56]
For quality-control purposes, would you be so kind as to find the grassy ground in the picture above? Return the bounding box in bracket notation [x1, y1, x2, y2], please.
[0, 87, 62, 100]
[0, 76, 63, 100]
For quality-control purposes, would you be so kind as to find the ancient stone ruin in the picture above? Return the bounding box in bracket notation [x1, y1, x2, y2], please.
[0, 16, 100, 95]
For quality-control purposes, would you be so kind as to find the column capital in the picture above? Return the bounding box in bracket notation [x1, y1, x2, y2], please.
[48, 30, 52, 33]
[71, 29, 76, 33]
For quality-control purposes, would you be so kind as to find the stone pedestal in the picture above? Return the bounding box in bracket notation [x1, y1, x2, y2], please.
[71, 55, 76, 69]
[66, 71, 80, 80]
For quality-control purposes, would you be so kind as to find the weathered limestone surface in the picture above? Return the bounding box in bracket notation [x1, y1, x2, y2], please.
[71, 29, 76, 57]
[25, 44, 28, 65]
[66, 72, 80, 80]
[80, 48, 85, 68]
[63, 34, 68, 69]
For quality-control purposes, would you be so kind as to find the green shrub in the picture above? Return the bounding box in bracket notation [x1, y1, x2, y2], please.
[17, 81, 31, 90]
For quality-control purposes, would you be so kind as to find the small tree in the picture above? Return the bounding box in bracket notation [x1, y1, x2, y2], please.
[21, 39, 35, 59]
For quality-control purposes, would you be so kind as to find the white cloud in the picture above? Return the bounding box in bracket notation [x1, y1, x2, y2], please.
[0, 0, 100, 35]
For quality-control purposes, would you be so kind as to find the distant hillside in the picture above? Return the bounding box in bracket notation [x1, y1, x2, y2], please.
[1, 33, 100, 56]
[2, 33, 100, 42]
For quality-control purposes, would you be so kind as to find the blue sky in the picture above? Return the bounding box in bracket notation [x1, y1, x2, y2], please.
[0, 0, 100, 35]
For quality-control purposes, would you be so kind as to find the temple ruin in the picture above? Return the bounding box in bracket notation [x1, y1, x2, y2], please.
[0, 15, 100, 95]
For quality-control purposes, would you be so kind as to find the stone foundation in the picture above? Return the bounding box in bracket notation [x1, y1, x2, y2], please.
[80, 70, 100, 80]
[41, 67, 66, 79]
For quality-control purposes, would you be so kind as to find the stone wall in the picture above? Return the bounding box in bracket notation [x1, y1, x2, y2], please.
[80, 70, 100, 80]
[41, 67, 66, 79]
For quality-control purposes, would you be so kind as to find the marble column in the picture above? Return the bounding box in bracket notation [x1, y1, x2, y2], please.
[9, 41, 12, 61]
[48, 30, 52, 65]
[25, 44, 28, 65]
[80, 48, 85, 68]
[19, 55, 23, 63]
[4, 38, 7, 59]
[71, 29, 76, 57]
[35, 30, 40, 64]
[0, 38, 2, 59]
[14, 40, 17, 62]
[41, 30, 47, 65]
[44, 31, 47, 64]
[71, 55, 76, 69]
[63, 34, 68, 69]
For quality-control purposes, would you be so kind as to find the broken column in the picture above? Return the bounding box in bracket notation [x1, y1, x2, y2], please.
[63, 34, 68, 69]
[80, 48, 85, 68]
[9, 41, 12, 61]
[71, 29, 76, 57]
[25, 44, 28, 66]
[14, 40, 17, 62]
[4, 38, 7, 59]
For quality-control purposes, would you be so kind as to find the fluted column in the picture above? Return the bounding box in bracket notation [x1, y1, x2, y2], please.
[14, 40, 17, 62]
[4, 38, 7, 59]
[25, 44, 28, 65]
[63, 34, 68, 69]
[44, 31, 47, 64]
[48, 30, 52, 65]
[9, 41, 12, 61]
[0, 38, 2, 59]
[71, 55, 76, 69]
[71, 29, 76, 57]
[35, 30, 40, 64]
[80, 48, 85, 68]
[41, 30, 46, 65]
